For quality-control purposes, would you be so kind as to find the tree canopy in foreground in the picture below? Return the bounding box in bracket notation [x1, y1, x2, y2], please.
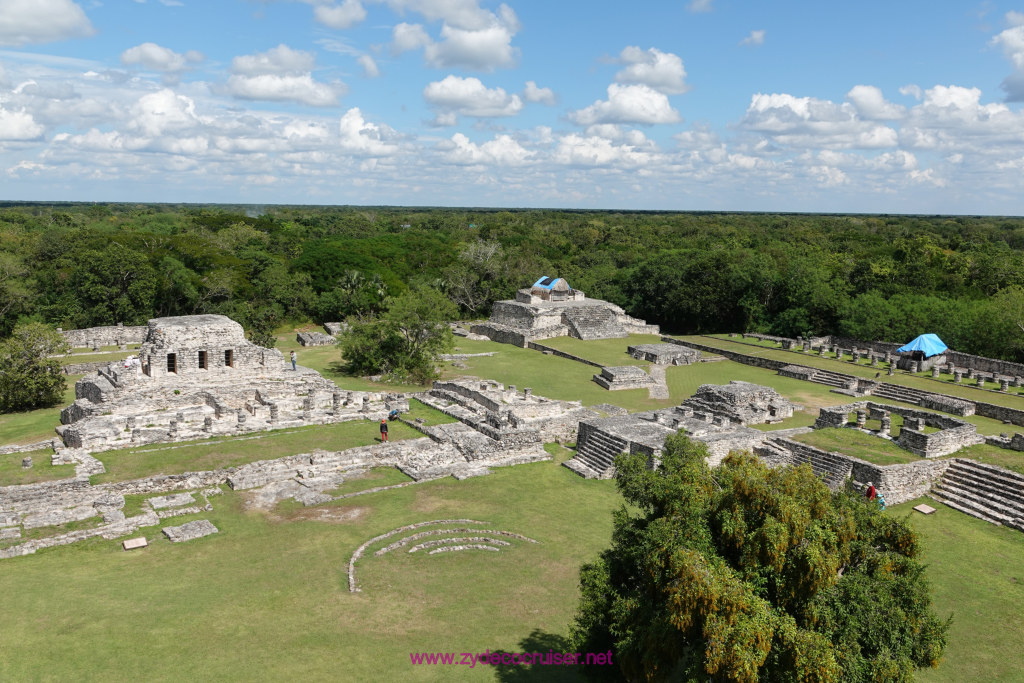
[570, 435, 949, 682]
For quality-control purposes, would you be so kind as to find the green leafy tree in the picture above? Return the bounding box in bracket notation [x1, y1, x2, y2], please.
[0, 323, 68, 413]
[570, 434, 948, 682]
[339, 286, 456, 383]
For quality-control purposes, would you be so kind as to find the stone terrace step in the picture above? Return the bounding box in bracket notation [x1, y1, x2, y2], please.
[931, 459, 1024, 532]
[943, 467, 1024, 507]
[932, 481, 1024, 521]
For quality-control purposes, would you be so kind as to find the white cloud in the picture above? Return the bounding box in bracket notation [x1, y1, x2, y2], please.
[439, 132, 532, 165]
[569, 84, 681, 125]
[0, 106, 45, 140]
[358, 54, 380, 77]
[740, 29, 765, 46]
[687, 0, 712, 12]
[523, 80, 555, 105]
[900, 84, 923, 100]
[338, 107, 399, 155]
[740, 92, 898, 149]
[127, 89, 202, 137]
[314, 0, 367, 29]
[232, 44, 315, 76]
[391, 22, 432, 53]
[120, 43, 203, 73]
[423, 75, 523, 117]
[991, 13, 1024, 100]
[387, 2, 520, 70]
[614, 46, 689, 94]
[225, 45, 343, 106]
[553, 132, 660, 167]
[674, 124, 722, 151]
[0, 0, 94, 47]
[846, 85, 905, 120]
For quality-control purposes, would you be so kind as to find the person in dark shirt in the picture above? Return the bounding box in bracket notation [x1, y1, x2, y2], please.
[380, 418, 388, 442]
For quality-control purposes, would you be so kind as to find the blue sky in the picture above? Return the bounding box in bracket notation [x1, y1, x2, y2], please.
[2, 0, 1024, 213]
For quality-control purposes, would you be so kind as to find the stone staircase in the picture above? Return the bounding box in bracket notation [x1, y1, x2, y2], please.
[930, 459, 1024, 531]
[760, 437, 853, 489]
[563, 307, 627, 341]
[564, 430, 628, 479]
[870, 383, 930, 406]
[808, 368, 857, 390]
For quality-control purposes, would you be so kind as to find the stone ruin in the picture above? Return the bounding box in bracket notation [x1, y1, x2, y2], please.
[564, 382, 799, 479]
[58, 323, 148, 349]
[627, 343, 701, 365]
[471, 277, 658, 347]
[814, 401, 982, 458]
[56, 315, 404, 452]
[296, 331, 337, 346]
[682, 382, 795, 425]
[323, 322, 349, 336]
[593, 366, 656, 391]
[417, 379, 597, 465]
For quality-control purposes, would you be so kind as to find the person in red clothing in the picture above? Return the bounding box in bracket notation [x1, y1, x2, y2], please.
[380, 418, 388, 443]
[865, 481, 877, 500]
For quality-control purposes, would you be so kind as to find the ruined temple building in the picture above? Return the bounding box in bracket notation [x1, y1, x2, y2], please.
[472, 276, 659, 346]
[57, 315, 402, 451]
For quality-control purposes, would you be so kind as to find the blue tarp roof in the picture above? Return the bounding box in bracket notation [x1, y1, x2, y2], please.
[532, 276, 568, 290]
[897, 333, 948, 357]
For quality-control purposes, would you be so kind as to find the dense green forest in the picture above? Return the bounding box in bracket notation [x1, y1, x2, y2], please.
[3, 203, 1024, 361]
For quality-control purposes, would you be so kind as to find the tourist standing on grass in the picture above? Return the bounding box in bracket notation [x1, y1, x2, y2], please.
[866, 481, 877, 500]
[380, 418, 388, 443]
[290, 350, 297, 371]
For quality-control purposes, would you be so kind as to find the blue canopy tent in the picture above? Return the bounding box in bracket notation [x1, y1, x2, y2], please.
[897, 334, 948, 358]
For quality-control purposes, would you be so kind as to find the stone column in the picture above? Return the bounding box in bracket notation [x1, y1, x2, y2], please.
[887, 365, 895, 376]
[361, 397, 369, 413]
[126, 416, 136, 430]
[871, 355, 879, 367]
[1013, 377, 1022, 388]
[203, 416, 213, 433]
[176, 411, 185, 423]
[508, 385, 516, 394]
[1000, 378, 1009, 392]
[168, 419, 178, 437]
[884, 351, 892, 363]
[880, 415, 891, 436]
[819, 346, 826, 357]
[332, 393, 341, 413]
[965, 368, 973, 379]
[22, 457, 33, 469]
[524, 387, 533, 398]
[269, 404, 279, 423]
[856, 410, 866, 428]
[302, 396, 314, 420]
[803, 341, 811, 352]
[237, 409, 247, 428]
[851, 350, 860, 363]
[977, 376, 986, 390]
[954, 370, 963, 384]
[131, 429, 140, 443]
[932, 366, 940, 378]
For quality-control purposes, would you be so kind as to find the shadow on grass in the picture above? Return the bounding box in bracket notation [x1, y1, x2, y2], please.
[490, 629, 595, 682]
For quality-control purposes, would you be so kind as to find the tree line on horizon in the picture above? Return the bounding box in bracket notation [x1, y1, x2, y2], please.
[2, 203, 1024, 361]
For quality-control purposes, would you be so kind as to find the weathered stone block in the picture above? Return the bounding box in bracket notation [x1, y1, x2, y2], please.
[122, 537, 148, 550]
[161, 519, 219, 543]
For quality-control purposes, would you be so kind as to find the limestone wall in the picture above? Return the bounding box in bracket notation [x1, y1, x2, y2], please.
[527, 342, 603, 368]
[59, 324, 147, 349]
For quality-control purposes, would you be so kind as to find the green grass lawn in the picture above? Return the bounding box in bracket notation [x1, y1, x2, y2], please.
[535, 334, 662, 367]
[0, 374, 81, 447]
[893, 498, 1024, 683]
[58, 351, 135, 365]
[403, 398, 458, 427]
[91, 420, 422, 484]
[326, 466, 414, 497]
[690, 335, 1024, 410]
[791, 427, 923, 465]
[948, 443, 1024, 476]
[0, 457, 619, 682]
[0, 448, 76, 487]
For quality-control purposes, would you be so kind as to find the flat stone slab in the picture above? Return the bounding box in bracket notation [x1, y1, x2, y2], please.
[122, 537, 148, 550]
[148, 492, 196, 510]
[162, 519, 219, 543]
[913, 504, 937, 515]
[0, 527, 21, 541]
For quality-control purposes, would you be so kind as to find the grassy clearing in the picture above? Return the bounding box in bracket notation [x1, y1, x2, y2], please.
[0, 514, 106, 551]
[890, 499, 1024, 683]
[326, 467, 413, 496]
[58, 351, 135, 366]
[403, 398, 458, 427]
[535, 334, 661, 367]
[0, 374, 81, 447]
[0, 448, 75, 486]
[791, 428, 922, 466]
[949, 443, 1024, 476]
[91, 420, 422, 484]
[0, 457, 619, 682]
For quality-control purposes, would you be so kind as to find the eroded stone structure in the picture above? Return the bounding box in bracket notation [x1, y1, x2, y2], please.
[56, 315, 403, 452]
[627, 343, 701, 365]
[296, 331, 337, 346]
[471, 277, 658, 346]
[58, 323, 148, 349]
[814, 401, 982, 458]
[593, 366, 656, 391]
